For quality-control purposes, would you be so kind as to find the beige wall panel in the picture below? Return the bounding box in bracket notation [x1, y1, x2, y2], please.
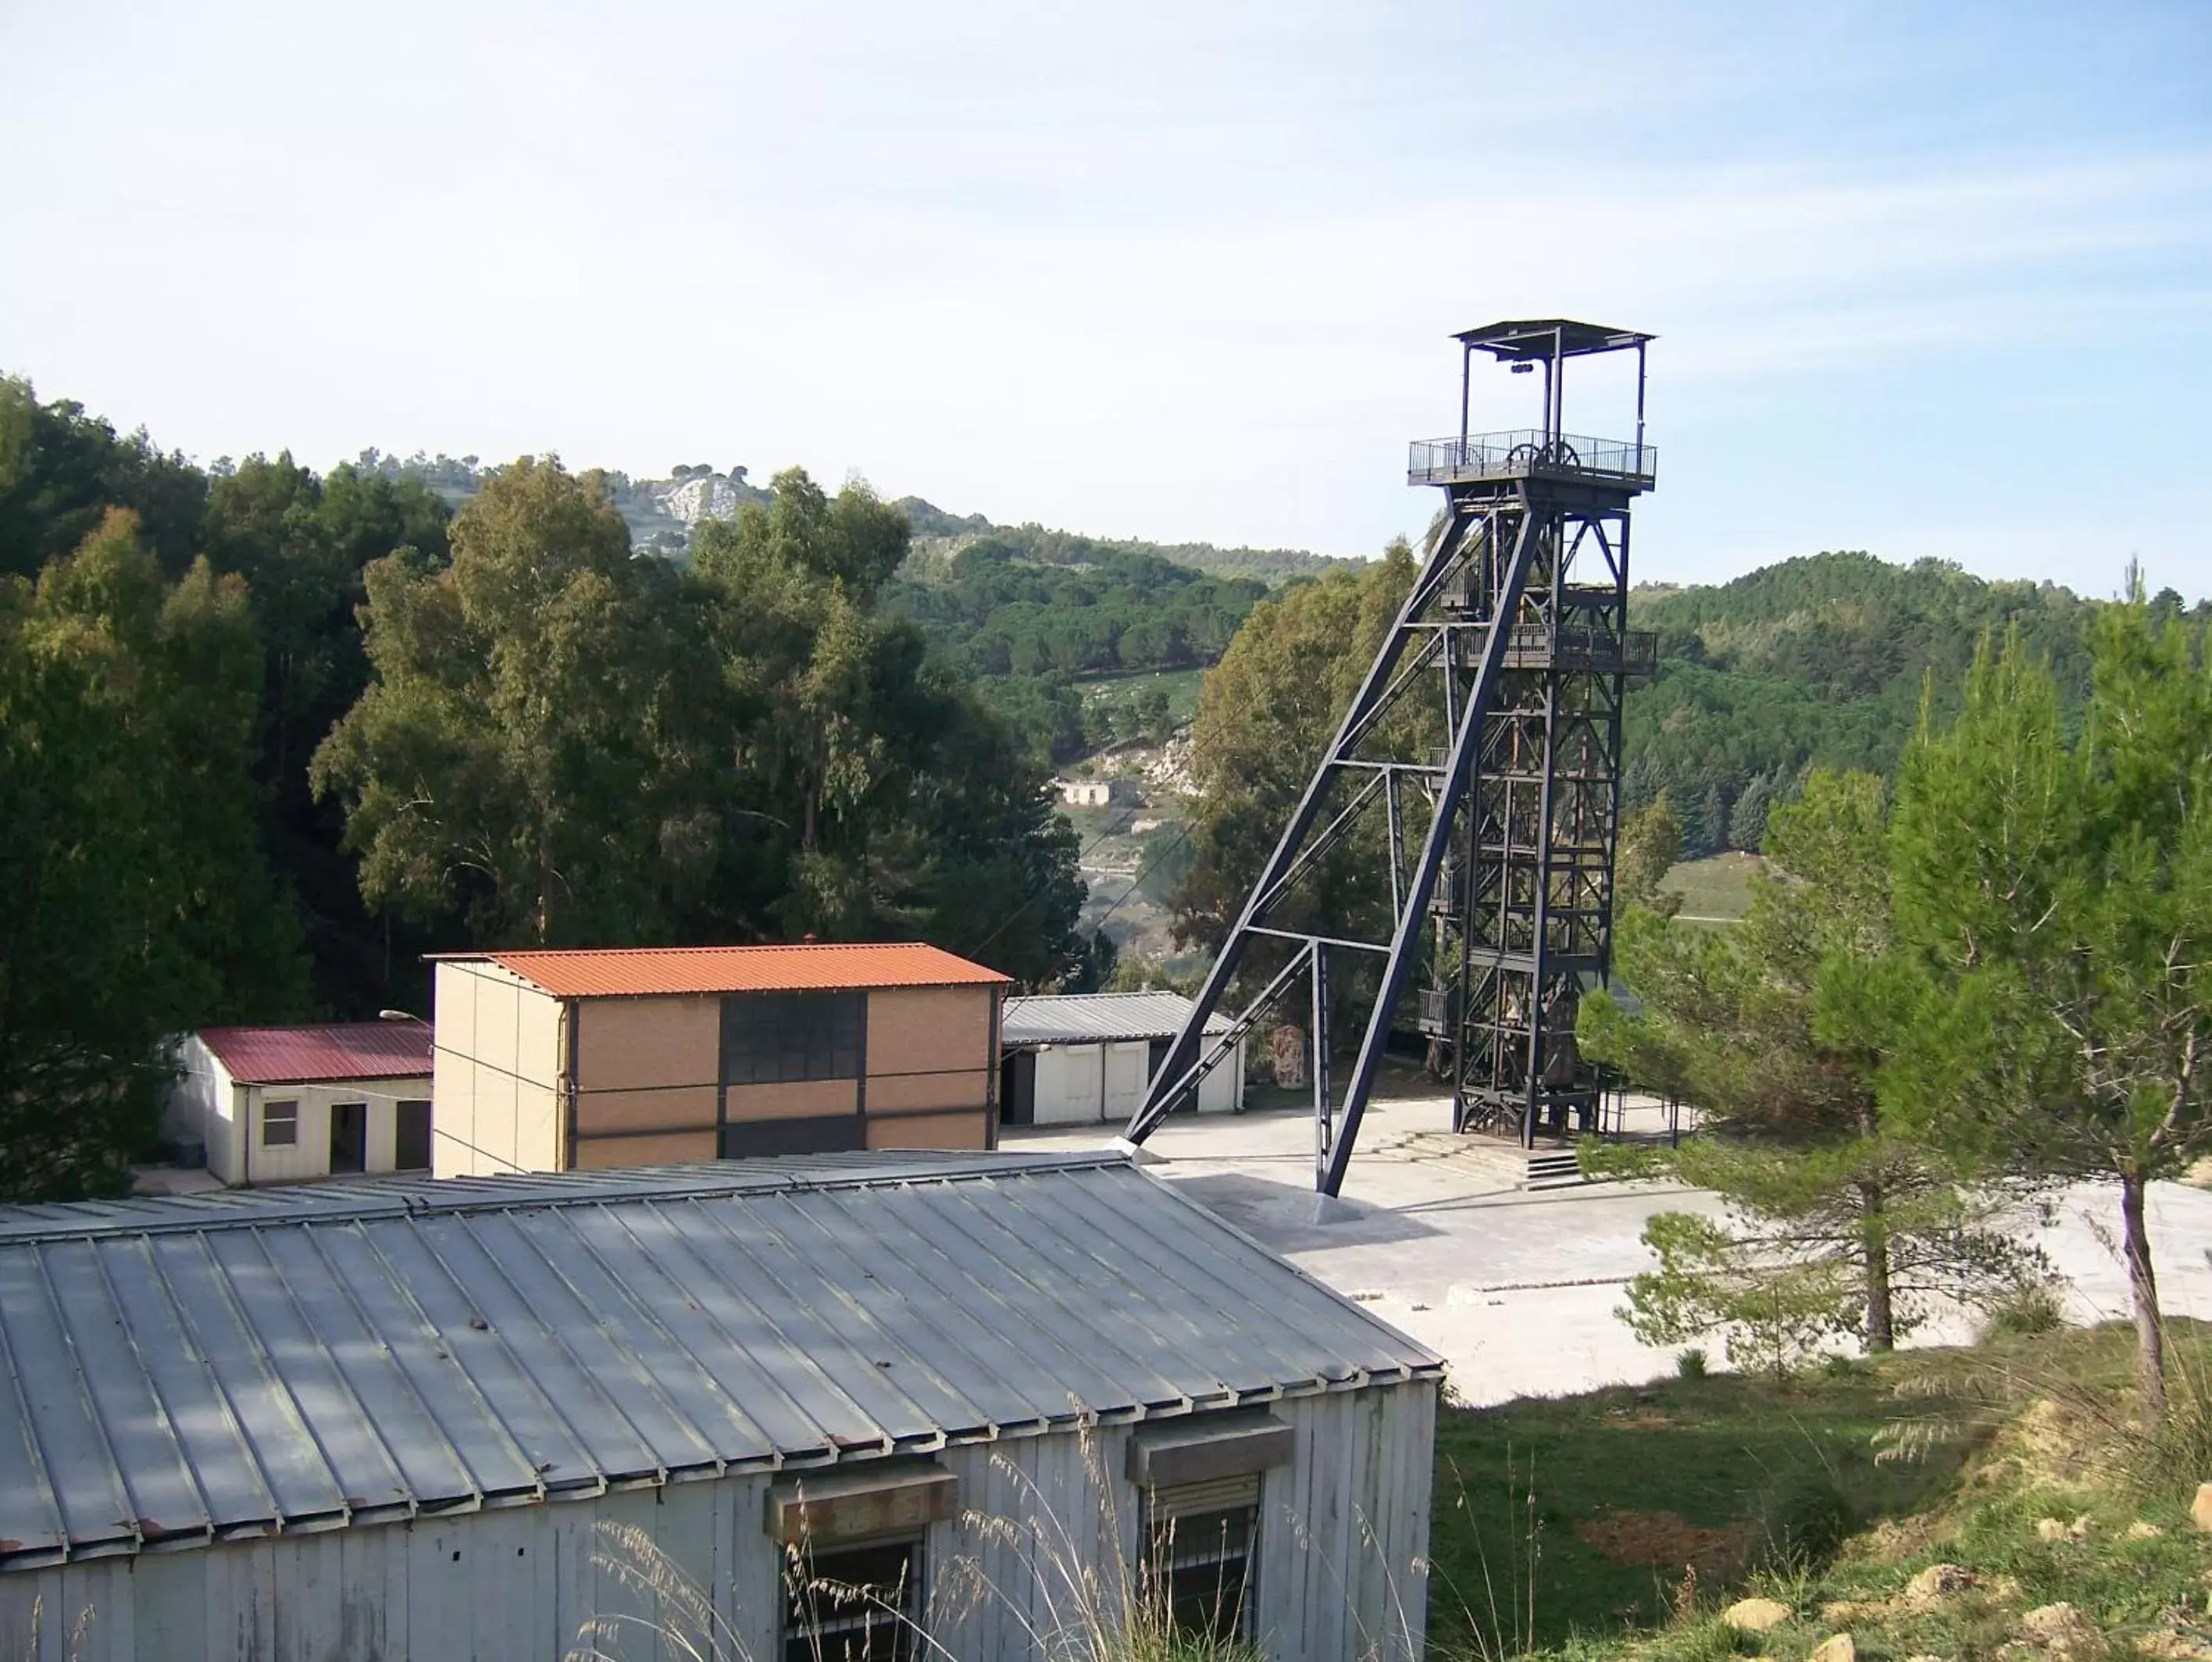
[865, 989, 992, 1077]
[720, 1079, 857, 1123]
[479, 1062, 518, 1178]
[435, 962, 566, 1174]
[865, 1111, 990, 1151]
[573, 1130, 717, 1169]
[516, 985, 565, 1089]
[432, 1049, 474, 1179]
[575, 1085, 719, 1136]
[864, 1068, 990, 1115]
[434, 964, 478, 1062]
[515, 1080, 563, 1172]
[475, 974, 521, 1079]
[575, 997, 719, 1092]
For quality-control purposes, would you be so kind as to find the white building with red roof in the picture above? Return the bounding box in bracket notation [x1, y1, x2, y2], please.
[165, 1019, 435, 1186]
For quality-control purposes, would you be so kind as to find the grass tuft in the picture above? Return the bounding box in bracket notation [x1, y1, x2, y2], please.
[1425, 1320, 2212, 1660]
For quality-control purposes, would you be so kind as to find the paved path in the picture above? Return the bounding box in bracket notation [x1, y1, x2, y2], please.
[1004, 1097, 2212, 1406]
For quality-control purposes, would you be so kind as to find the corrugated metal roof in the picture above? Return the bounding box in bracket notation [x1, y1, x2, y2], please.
[1001, 991, 1232, 1047]
[196, 1021, 433, 1085]
[0, 1154, 1439, 1569]
[441, 943, 1011, 998]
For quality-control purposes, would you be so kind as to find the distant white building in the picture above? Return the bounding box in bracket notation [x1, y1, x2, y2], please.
[1056, 776, 1142, 808]
[164, 1022, 434, 1186]
[1000, 990, 1244, 1125]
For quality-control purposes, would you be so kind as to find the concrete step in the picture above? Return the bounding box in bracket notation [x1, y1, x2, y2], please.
[1400, 1132, 1587, 1191]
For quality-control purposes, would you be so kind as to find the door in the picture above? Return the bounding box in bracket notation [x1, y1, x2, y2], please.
[998, 1050, 1036, 1127]
[329, 1100, 368, 1175]
[1102, 1041, 1150, 1124]
[395, 1099, 433, 1171]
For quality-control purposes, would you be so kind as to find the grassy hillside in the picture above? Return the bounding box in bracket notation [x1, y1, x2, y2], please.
[1428, 1319, 2212, 1660]
[1657, 854, 1760, 926]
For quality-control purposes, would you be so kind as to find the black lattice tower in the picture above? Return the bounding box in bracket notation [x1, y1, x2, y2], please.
[1125, 320, 1657, 1194]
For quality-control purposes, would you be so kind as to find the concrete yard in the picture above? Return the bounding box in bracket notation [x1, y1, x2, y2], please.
[1004, 1097, 2212, 1407]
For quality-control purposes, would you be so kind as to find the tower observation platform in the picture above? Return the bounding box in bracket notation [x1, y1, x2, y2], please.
[1126, 319, 1659, 1194]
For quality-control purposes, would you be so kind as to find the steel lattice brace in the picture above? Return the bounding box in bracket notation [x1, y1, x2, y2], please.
[1125, 321, 1657, 1195]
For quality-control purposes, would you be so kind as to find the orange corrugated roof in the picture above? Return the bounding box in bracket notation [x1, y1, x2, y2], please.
[443, 942, 1011, 999]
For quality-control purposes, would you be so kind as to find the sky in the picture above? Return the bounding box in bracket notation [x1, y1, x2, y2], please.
[3, 1, 2208, 593]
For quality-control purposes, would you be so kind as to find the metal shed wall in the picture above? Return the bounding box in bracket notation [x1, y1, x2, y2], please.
[0, 1384, 1433, 1662]
[1028, 1040, 1242, 1124]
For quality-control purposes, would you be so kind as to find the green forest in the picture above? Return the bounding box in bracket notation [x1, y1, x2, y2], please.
[0, 380, 1102, 1199]
[1621, 551, 2212, 856]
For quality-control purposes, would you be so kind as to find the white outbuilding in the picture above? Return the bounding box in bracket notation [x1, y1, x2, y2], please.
[0, 1151, 1442, 1662]
[162, 1020, 435, 1186]
[999, 990, 1244, 1126]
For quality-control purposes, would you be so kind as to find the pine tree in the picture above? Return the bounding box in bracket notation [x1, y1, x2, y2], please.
[1728, 773, 1774, 852]
[1878, 601, 2212, 1426]
[1582, 770, 2040, 1366]
[1698, 783, 1729, 858]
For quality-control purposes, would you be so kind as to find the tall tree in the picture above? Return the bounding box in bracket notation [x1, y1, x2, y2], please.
[1172, 540, 1422, 963]
[690, 471, 1092, 986]
[1614, 795, 1683, 916]
[202, 455, 451, 1011]
[1727, 772, 1773, 852]
[318, 462, 1096, 987]
[1583, 770, 2036, 1365]
[1880, 600, 2212, 1425]
[314, 458, 714, 945]
[0, 378, 208, 579]
[0, 510, 307, 1199]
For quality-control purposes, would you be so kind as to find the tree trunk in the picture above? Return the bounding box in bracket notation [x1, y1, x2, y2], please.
[1858, 1177, 1895, 1352]
[2121, 1168, 2167, 1428]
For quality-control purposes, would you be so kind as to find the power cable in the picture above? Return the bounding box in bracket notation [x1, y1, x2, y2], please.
[963, 794, 1148, 961]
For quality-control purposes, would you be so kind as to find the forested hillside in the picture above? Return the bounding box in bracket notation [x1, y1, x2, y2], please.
[1621, 551, 2171, 854]
[9, 372, 2174, 1202]
[892, 496, 1347, 585]
[883, 539, 1270, 765]
[346, 465, 1323, 767]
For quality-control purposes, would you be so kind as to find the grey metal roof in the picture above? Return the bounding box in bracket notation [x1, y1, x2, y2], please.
[0, 1152, 1440, 1571]
[1001, 991, 1233, 1047]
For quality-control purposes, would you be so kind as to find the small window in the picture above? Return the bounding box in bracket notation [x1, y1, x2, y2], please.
[262, 1100, 299, 1148]
[722, 991, 863, 1085]
[1143, 1479, 1259, 1643]
[781, 1536, 922, 1662]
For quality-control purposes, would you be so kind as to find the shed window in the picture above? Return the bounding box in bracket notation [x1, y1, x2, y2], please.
[723, 991, 863, 1084]
[781, 1535, 922, 1661]
[1143, 1475, 1259, 1643]
[262, 1100, 298, 1148]
[1126, 1411, 1290, 1645]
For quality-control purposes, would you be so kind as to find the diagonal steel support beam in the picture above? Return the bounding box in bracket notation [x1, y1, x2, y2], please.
[1250, 772, 1386, 917]
[1320, 504, 1541, 1196]
[1125, 945, 1313, 1143]
[1127, 509, 1479, 1140]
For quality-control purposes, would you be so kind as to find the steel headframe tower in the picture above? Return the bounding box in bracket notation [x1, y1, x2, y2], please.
[1124, 320, 1658, 1195]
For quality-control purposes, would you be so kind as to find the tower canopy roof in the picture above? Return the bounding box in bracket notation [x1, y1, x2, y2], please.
[1454, 319, 1653, 361]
